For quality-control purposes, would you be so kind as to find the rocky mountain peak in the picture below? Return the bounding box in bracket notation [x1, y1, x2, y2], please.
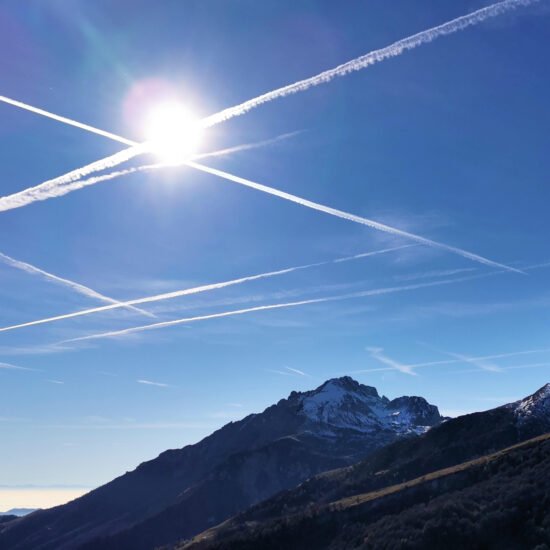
[286, 376, 443, 435]
[514, 383, 550, 421]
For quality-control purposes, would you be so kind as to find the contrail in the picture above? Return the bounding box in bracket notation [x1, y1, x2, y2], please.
[0, 95, 135, 146]
[0, 251, 154, 318]
[0, 245, 410, 333]
[60, 272, 494, 344]
[0, 133, 299, 213]
[0, 361, 36, 371]
[0, 151, 519, 272]
[186, 160, 522, 273]
[366, 346, 416, 375]
[193, 131, 303, 160]
[0, 145, 143, 213]
[349, 347, 550, 375]
[200, 0, 539, 127]
[0, 0, 537, 214]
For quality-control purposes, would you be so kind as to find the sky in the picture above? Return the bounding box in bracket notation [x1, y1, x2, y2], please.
[0, 0, 549, 510]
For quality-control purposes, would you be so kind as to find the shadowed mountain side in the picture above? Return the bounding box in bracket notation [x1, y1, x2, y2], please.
[176, 384, 550, 549]
[180, 434, 550, 550]
[0, 377, 444, 550]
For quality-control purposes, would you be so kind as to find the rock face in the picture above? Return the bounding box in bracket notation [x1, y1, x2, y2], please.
[295, 377, 442, 437]
[512, 382, 550, 425]
[0, 377, 444, 550]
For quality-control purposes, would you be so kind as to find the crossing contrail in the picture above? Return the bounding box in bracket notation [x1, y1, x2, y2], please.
[0, 148, 520, 272]
[59, 272, 498, 344]
[0, 144, 143, 213]
[0, 95, 135, 146]
[0, 251, 154, 318]
[200, 0, 539, 127]
[0, 245, 411, 333]
[0, 0, 538, 214]
[186, 161, 522, 273]
[0, 133, 299, 213]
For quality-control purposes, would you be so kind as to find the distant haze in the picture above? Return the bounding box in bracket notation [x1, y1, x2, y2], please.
[0, 488, 89, 511]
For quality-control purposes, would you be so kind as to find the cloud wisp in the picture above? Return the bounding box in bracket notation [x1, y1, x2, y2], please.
[0, 361, 36, 372]
[351, 348, 550, 375]
[0, 245, 410, 333]
[366, 347, 417, 375]
[137, 379, 170, 388]
[284, 366, 309, 376]
[200, 0, 538, 127]
[439, 350, 502, 372]
[59, 272, 496, 345]
[187, 161, 521, 273]
[0, 251, 153, 318]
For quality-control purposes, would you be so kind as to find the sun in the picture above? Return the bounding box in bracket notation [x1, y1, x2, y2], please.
[143, 101, 203, 164]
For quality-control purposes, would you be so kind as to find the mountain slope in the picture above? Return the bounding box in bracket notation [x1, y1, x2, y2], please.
[0, 377, 443, 550]
[181, 433, 550, 550]
[178, 383, 550, 549]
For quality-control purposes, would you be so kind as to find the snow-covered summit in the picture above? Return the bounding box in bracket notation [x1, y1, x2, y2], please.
[513, 383, 550, 421]
[288, 376, 443, 435]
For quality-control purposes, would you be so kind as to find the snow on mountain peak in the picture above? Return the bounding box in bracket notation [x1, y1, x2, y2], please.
[292, 376, 441, 435]
[514, 383, 550, 420]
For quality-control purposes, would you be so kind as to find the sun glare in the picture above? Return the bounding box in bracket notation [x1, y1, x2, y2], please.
[144, 101, 203, 164]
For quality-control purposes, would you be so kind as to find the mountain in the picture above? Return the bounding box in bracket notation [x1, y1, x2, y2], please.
[0, 510, 36, 518]
[0, 377, 444, 550]
[180, 433, 550, 550]
[178, 383, 550, 550]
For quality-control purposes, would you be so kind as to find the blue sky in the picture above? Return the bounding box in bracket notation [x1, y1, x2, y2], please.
[0, 0, 549, 507]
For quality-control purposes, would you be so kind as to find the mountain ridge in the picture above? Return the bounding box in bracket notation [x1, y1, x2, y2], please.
[175, 382, 550, 550]
[0, 377, 444, 550]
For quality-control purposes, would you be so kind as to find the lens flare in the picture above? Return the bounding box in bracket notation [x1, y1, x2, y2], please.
[144, 102, 203, 164]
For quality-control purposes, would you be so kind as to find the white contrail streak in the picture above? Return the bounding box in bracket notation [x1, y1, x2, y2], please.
[0, 245, 410, 333]
[0, 0, 537, 214]
[200, 0, 539, 127]
[0, 251, 154, 318]
[0, 361, 36, 371]
[349, 347, 550, 374]
[366, 347, 417, 375]
[60, 273, 492, 344]
[0, 95, 135, 146]
[0, 133, 299, 213]
[0, 151, 519, 274]
[186, 161, 522, 273]
[0, 145, 143, 213]
[443, 350, 502, 372]
[193, 131, 302, 160]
